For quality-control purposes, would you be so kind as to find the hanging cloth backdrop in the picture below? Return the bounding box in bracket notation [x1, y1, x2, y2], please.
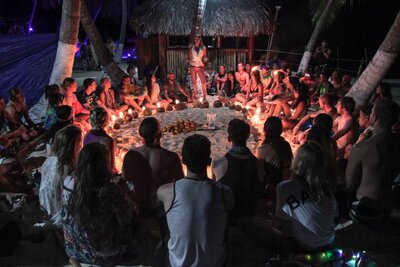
[0, 33, 58, 108]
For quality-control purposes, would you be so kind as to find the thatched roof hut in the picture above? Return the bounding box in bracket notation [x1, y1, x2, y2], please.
[130, 0, 272, 81]
[130, 0, 271, 37]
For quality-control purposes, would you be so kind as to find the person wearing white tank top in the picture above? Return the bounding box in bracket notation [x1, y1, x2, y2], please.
[157, 135, 234, 267]
[188, 36, 208, 101]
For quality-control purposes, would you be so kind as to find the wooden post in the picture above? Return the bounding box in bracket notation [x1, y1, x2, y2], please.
[248, 34, 255, 64]
[159, 33, 168, 81]
[217, 36, 222, 48]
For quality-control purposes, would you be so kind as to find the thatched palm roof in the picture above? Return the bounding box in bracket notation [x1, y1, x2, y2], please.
[130, 0, 272, 37]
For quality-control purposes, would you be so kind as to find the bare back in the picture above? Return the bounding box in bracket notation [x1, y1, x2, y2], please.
[346, 132, 400, 209]
[136, 146, 184, 188]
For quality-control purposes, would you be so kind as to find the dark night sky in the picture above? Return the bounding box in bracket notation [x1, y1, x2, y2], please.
[1, 0, 399, 76]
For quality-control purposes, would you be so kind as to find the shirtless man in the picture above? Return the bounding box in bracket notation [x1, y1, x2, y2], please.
[235, 62, 250, 93]
[332, 97, 358, 158]
[132, 117, 184, 188]
[293, 94, 337, 138]
[346, 100, 400, 222]
[163, 71, 191, 103]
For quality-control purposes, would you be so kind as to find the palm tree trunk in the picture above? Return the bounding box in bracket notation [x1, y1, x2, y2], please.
[114, 0, 128, 63]
[80, 0, 125, 83]
[49, 0, 81, 85]
[347, 11, 400, 106]
[297, 0, 336, 74]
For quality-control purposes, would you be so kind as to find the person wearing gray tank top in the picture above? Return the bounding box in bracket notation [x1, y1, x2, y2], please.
[158, 135, 234, 267]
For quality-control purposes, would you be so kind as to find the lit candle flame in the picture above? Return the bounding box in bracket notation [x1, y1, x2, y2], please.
[234, 101, 239, 106]
[246, 105, 250, 109]
[157, 102, 161, 108]
[175, 100, 180, 104]
[199, 97, 203, 103]
[111, 115, 116, 122]
[119, 111, 123, 119]
[273, 70, 279, 76]
[251, 114, 260, 124]
[142, 106, 145, 111]
[251, 66, 258, 72]
[128, 109, 132, 115]
[256, 107, 261, 115]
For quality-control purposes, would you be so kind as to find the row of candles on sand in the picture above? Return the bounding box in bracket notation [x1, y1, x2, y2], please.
[108, 98, 264, 129]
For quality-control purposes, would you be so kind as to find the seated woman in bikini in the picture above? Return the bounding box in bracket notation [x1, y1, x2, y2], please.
[235, 69, 264, 107]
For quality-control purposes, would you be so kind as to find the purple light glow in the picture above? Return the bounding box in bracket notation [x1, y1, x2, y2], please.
[28, 27, 34, 32]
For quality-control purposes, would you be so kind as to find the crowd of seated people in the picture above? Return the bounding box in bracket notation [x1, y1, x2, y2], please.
[1, 59, 400, 266]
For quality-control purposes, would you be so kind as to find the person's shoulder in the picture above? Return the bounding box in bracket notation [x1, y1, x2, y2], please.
[157, 182, 174, 198]
[160, 147, 179, 158]
[213, 156, 227, 166]
[258, 143, 276, 153]
[276, 179, 298, 193]
[5, 102, 15, 111]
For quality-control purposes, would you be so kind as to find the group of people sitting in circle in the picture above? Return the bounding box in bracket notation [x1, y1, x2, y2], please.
[1, 49, 400, 266]
[36, 97, 400, 266]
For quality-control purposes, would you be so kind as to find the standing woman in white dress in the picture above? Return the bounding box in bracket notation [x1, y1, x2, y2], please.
[188, 35, 208, 101]
[39, 125, 83, 227]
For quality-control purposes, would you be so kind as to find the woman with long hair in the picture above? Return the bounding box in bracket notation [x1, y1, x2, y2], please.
[275, 83, 309, 129]
[83, 107, 116, 173]
[63, 142, 137, 266]
[144, 73, 168, 109]
[223, 71, 240, 99]
[256, 116, 293, 188]
[188, 35, 207, 101]
[61, 78, 90, 121]
[39, 125, 82, 227]
[98, 77, 128, 115]
[5, 88, 38, 139]
[275, 141, 336, 251]
[235, 69, 264, 107]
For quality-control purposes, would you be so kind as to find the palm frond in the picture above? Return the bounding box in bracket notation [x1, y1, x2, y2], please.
[309, 0, 343, 31]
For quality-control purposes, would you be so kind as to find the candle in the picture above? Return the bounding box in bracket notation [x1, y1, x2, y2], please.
[199, 97, 203, 103]
[111, 115, 116, 122]
[157, 102, 161, 108]
[234, 101, 239, 106]
[246, 105, 250, 110]
[128, 109, 132, 115]
[119, 111, 123, 119]
[256, 107, 261, 115]
[175, 100, 180, 104]
[142, 106, 145, 111]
